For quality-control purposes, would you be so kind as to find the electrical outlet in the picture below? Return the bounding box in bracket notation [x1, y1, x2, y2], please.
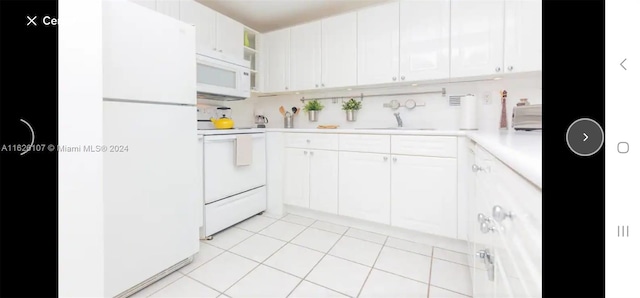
[482, 91, 492, 104]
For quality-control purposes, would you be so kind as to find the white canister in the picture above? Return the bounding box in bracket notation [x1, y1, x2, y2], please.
[459, 94, 478, 130]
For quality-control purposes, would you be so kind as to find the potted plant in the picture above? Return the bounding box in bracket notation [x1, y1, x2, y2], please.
[342, 98, 362, 122]
[303, 99, 324, 122]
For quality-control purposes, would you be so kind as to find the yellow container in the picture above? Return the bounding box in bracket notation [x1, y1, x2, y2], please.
[211, 117, 234, 129]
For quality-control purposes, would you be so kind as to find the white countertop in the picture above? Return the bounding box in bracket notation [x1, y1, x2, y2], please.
[198, 128, 266, 135]
[266, 128, 542, 188]
[466, 131, 542, 188]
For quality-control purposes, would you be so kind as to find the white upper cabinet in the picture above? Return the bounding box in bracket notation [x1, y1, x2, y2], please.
[290, 21, 322, 91]
[357, 2, 400, 85]
[504, 0, 542, 73]
[390, 155, 457, 238]
[322, 12, 357, 88]
[264, 28, 291, 92]
[399, 0, 450, 82]
[216, 13, 244, 60]
[156, 0, 180, 19]
[450, 0, 505, 78]
[179, 0, 217, 56]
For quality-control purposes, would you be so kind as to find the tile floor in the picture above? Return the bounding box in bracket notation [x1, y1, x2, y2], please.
[132, 213, 473, 298]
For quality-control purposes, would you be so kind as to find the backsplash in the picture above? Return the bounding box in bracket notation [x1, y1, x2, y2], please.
[200, 73, 542, 132]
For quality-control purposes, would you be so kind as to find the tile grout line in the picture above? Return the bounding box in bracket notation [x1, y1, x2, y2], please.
[219, 217, 320, 296]
[428, 284, 473, 298]
[355, 235, 389, 298]
[180, 214, 292, 295]
[286, 227, 353, 298]
[184, 214, 470, 297]
[139, 271, 186, 297]
[427, 246, 435, 298]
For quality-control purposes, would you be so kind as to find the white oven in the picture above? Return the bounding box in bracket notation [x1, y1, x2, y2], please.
[196, 52, 251, 101]
[201, 132, 266, 238]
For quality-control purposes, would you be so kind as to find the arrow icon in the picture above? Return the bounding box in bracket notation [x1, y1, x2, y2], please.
[621, 58, 627, 70]
[583, 133, 589, 142]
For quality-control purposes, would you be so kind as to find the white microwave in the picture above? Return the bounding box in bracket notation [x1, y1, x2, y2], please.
[196, 52, 251, 101]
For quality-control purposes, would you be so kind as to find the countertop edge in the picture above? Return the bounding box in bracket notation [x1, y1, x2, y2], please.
[263, 128, 542, 189]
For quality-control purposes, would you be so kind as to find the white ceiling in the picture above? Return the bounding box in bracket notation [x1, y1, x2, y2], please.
[197, 0, 390, 33]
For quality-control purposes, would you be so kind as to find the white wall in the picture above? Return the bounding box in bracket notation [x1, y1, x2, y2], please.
[202, 73, 541, 131]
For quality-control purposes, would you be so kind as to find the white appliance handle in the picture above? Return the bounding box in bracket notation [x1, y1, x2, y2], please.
[204, 133, 265, 142]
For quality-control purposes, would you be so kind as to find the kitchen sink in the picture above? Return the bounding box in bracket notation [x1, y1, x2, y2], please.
[353, 127, 435, 130]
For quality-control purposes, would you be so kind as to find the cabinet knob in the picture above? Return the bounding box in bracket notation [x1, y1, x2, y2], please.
[508, 66, 514, 71]
[471, 164, 483, 172]
[477, 213, 489, 223]
[392, 157, 397, 162]
[383, 156, 388, 161]
[285, 87, 288, 90]
[310, 151, 314, 156]
[306, 139, 310, 143]
[304, 151, 308, 155]
[492, 205, 513, 222]
[219, 49, 223, 52]
[401, 76, 405, 80]
[495, 67, 501, 72]
[392, 76, 397, 81]
[213, 48, 217, 51]
[321, 83, 325, 87]
[480, 221, 497, 233]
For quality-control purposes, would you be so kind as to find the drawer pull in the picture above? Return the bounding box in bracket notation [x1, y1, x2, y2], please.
[492, 205, 513, 222]
[480, 221, 497, 233]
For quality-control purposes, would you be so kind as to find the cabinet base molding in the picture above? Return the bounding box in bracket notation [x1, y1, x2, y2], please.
[284, 204, 468, 253]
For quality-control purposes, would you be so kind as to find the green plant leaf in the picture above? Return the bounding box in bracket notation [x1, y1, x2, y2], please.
[342, 98, 362, 111]
[303, 99, 324, 111]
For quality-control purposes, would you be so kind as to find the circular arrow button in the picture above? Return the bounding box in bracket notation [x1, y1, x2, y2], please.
[566, 118, 604, 156]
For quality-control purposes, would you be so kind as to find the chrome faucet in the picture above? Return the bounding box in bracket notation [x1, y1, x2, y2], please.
[394, 112, 403, 127]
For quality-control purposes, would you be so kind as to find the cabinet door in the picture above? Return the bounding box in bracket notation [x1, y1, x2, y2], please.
[264, 28, 291, 92]
[472, 154, 496, 298]
[504, 0, 542, 73]
[357, 2, 400, 85]
[390, 155, 457, 238]
[309, 150, 339, 214]
[216, 13, 244, 60]
[290, 21, 322, 91]
[322, 12, 357, 88]
[339, 152, 391, 224]
[180, 0, 216, 56]
[156, 0, 180, 19]
[450, 0, 504, 78]
[283, 148, 310, 208]
[399, 0, 450, 81]
[129, 0, 155, 10]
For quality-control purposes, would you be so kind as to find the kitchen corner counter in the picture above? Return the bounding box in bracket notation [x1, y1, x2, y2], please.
[266, 127, 542, 188]
[467, 130, 542, 189]
[265, 128, 466, 136]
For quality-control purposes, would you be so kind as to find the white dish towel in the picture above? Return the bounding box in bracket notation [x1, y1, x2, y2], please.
[235, 135, 253, 166]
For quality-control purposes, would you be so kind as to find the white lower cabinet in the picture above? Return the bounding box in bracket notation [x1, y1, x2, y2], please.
[468, 144, 541, 298]
[283, 148, 310, 208]
[390, 155, 457, 238]
[309, 150, 339, 214]
[283, 148, 339, 214]
[338, 151, 391, 224]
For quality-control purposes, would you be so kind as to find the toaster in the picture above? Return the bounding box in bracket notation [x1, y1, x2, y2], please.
[512, 104, 542, 131]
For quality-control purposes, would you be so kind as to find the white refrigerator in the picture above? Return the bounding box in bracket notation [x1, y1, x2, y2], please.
[102, 1, 199, 297]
